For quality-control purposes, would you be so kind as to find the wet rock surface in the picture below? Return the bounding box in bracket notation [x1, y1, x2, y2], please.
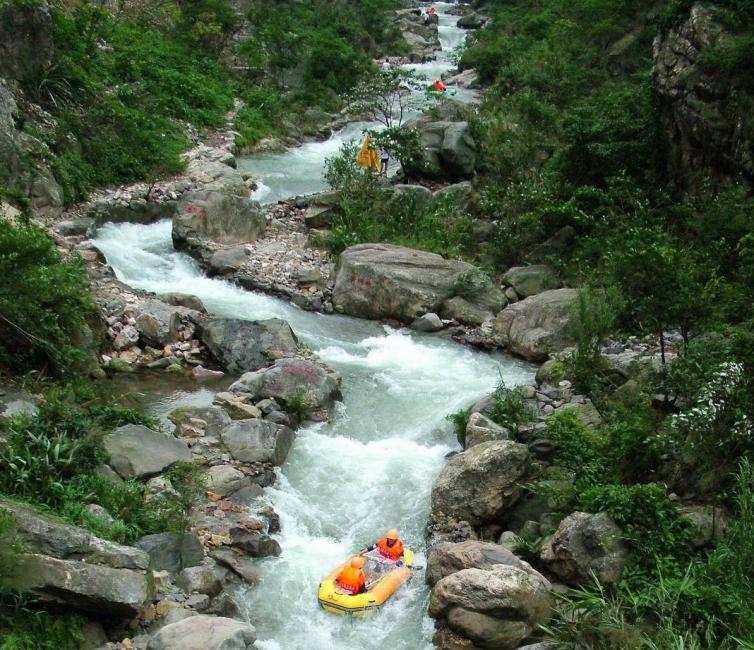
[332, 243, 503, 323]
[429, 564, 551, 650]
[103, 424, 192, 480]
[198, 318, 299, 374]
[431, 441, 531, 527]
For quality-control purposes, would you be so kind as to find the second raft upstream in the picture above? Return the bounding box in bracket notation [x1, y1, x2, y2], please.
[318, 548, 415, 617]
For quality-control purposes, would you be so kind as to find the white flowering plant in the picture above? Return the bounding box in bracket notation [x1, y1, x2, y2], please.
[669, 361, 753, 464]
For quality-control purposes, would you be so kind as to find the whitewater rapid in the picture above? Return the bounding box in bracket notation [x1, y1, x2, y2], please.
[93, 6, 525, 649]
[94, 218, 533, 650]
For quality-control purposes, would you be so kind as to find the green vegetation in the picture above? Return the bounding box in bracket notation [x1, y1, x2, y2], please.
[0, 383, 202, 545]
[1, 0, 406, 203]
[0, 592, 84, 650]
[0, 220, 94, 374]
[487, 379, 535, 432]
[324, 141, 475, 256]
[243, 0, 406, 112]
[442, 6, 754, 641]
[544, 461, 754, 649]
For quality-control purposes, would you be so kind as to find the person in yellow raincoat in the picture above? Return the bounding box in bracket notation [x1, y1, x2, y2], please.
[356, 134, 380, 170]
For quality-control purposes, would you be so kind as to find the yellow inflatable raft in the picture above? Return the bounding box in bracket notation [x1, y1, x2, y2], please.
[318, 548, 414, 617]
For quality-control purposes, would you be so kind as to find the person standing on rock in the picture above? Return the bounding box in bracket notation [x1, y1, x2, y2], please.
[382, 58, 392, 73]
[379, 146, 390, 177]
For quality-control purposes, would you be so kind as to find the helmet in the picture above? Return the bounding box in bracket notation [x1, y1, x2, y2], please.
[386, 529, 399, 540]
[350, 557, 365, 568]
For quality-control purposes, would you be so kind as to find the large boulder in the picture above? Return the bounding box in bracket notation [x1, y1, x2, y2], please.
[441, 296, 490, 327]
[0, 499, 148, 570]
[429, 565, 551, 650]
[431, 441, 531, 526]
[207, 245, 249, 276]
[146, 615, 257, 650]
[463, 412, 509, 449]
[229, 527, 281, 558]
[676, 504, 728, 549]
[602, 349, 675, 383]
[492, 288, 578, 362]
[501, 266, 560, 298]
[204, 465, 251, 498]
[199, 318, 299, 374]
[0, 499, 152, 618]
[219, 419, 294, 465]
[229, 357, 342, 416]
[135, 532, 204, 574]
[457, 12, 486, 29]
[540, 512, 627, 586]
[158, 293, 207, 313]
[332, 243, 503, 323]
[426, 540, 544, 587]
[16, 554, 152, 619]
[433, 181, 476, 211]
[30, 167, 64, 218]
[136, 299, 201, 348]
[103, 424, 192, 480]
[173, 190, 265, 255]
[0, 385, 39, 421]
[170, 405, 231, 438]
[404, 116, 477, 180]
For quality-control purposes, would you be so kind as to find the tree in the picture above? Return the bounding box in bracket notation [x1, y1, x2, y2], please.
[346, 68, 428, 128]
[369, 126, 426, 179]
[607, 226, 703, 363]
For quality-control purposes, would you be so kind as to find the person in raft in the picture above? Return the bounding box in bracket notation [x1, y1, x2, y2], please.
[367, 529, 405, 564]
[433, 79, 447, 93]
[336, 556, 367, 594]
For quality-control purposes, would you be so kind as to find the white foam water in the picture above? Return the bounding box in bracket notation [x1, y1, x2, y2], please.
[92, 6, 517, 647]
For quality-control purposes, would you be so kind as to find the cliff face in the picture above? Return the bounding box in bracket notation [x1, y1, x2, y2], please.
[0, 0, 54, 84]
[652, 3, 753, 192]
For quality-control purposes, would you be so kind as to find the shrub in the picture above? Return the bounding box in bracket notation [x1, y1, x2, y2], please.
[281, 390, 314, 422]
[446, 407, 471, 446]
[668, 361, 753, 474]
[149, 462, 206, 536]
[323, 142, 475, 257]
[0, 222, 94, 374]
[0, 592, 84, 650]
[580, 483, 690, 571]
[488, 379, 535, 432]
[564, 286, 623, 395]
[543, 409, 610, 488]
[0, 382, 170, 544]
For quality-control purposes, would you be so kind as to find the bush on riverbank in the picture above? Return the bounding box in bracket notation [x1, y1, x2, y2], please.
[0, 220, 94, 375]
[324, 142, 476, 257]
[0, 382, 200, 545]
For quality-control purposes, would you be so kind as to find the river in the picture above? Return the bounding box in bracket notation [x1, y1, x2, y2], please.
[94, 6, 535, 649]
[237, 1, 475, 206]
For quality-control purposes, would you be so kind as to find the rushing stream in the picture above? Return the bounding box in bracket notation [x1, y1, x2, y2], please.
[238, 2, 474, 205]
[93, 6, 535, 649]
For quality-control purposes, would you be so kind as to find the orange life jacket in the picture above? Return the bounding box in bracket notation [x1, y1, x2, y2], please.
[433, 80, 446, 92]
[336, 566, 366, 594]
[376, 537, 404, 561]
